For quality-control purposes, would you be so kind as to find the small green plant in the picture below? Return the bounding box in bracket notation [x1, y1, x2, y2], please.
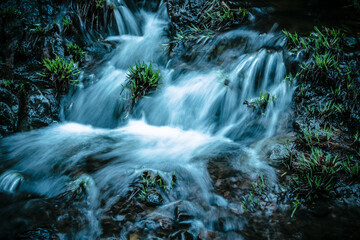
[243, 91, 275, 115]
[2, 80, 25, 93]
[254, 91, 275, 109]
[238, 7, 249, 18]
[138, 171, 176, 201]
[291, 197, 302, 218]
[39, 56, 80, 93]
[354, 131, 360, 144]
[66, 42, 86, 62]
[62, 17, 72, 30]
[293, 148, 340, 199]
[125, 61, 161, 104]
[343, 156, 359, 178]
[95, 0, 106, 9]
[283, 30, 300, 49]
[30, 24, 48, 35]
[283, 143, 296, 170]
[312, 51, 336, 71]
[3, 79, 14, 89]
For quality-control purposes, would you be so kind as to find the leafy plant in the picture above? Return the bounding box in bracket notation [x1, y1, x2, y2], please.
[125, 61, 161, 105]
[291, 197, 302, 218]
[39, 56, 80, 93]
[2, 80, 25, 93]
[293, 148, 340, 199]
[343, 156, 359, 178]
[138, 171, 177, 201]
[66, 42, 86, 62]
[283, 30, 300, 49]
[62, 17, 72, 30]
[312, 51, 336, 71]
[30, 24, 49, 36]
[95, 0, 106, 9]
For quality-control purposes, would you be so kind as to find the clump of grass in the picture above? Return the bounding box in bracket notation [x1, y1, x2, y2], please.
[206, 4, 249, 24]
[125, 61, 161, 104]
[292, 148, 341, 200]
[241, 175, 273, 212]
[30, 24, 49, 36]
[1, 80, 25, 93]
[282, 143, 296, 171]
[342, 155, 359, 178]
[66, 42, 86, 62]
[95, 0, 106, 9]
[39, 56, 80, 93]
[283, 30, 300, 49]
[138, 170, 177, 201]
[284, 26, 345, 55]
[244, 91, 275, 113]
[254, 91, 275, 109]
[172, 1, 249, 45]
[62, 17, 72, 30]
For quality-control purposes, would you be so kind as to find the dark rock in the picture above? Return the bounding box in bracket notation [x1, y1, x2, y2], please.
[0, 102, 17, 136]
[16, 227, 59, 240]
[0, 87, 20, 115]
[22, 84, 54, 130]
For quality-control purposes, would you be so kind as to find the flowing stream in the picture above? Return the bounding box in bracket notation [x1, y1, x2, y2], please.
[0, 1, 295, 239]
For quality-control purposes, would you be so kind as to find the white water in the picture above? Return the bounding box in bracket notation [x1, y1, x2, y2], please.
[0, 2, 294, 239]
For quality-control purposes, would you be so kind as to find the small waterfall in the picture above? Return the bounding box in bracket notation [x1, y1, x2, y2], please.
[112, 0, 141, 36]
[0, 1, 295, 239]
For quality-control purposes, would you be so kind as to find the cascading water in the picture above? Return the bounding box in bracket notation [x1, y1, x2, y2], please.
[0, 1, 294, 239]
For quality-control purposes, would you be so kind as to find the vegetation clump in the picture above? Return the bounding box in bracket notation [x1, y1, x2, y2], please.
[30, 24, 49, 36]
[243, 91, 275, 114]
[138, 170, 177, 204]
[281, 26, 360, 216]
[123, 61, 161, 113]
[66, 42, 87, 62]
[169, 0, 249, 46]
[62, 17, 72, 31]
[39, 56, 80, 93]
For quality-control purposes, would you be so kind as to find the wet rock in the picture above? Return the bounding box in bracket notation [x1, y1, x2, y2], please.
[22, 84, 54, 130]
[0, 87, 20, 136]
[0, 102, 17, 136]
[0, 87, 19, 115]
[16, 227, 59, 240]
[42, 89, 60, 118]
[145, 189, 163, 207]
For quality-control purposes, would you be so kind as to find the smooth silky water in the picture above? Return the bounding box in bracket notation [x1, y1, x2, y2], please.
[0, 1, 295, 239]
